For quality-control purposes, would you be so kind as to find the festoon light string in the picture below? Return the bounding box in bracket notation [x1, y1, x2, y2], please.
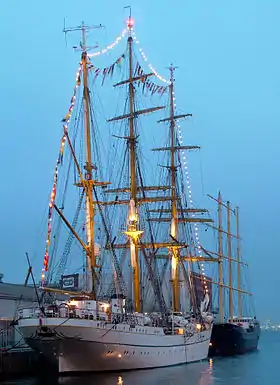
[41, 28, 133, 285]
[173, 89, 209, 295]
[131, 30, 170, 85]
[85, 19, 169, 88]
[42, 27, 130, 282]
[87, 27, 128, 58]
[41, 66, 82, 284]
[41, 23, 206, 289]
[128, 22, 207, 292]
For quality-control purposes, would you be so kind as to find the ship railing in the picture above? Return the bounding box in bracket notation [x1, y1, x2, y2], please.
[18, 307, 106, 321]
[0, 323, 29, 350]
[17, 307, 206, 336]
[18, 307, 142, 324]
[17, 307, 155, 327]
[0, 326, 12, 349]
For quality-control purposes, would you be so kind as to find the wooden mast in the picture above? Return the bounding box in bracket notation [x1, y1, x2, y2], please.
[218, 191, 224, 323]
[236, 206, 242, 317]
[59, 21, 109, 297]
[153, 69, 213, 312]
[227, 201, 233, 322]
[81, 23, 96, 293]
[106, 21, 214, 314]
[106, 15, 168, 312]
[127, 15, 141, 312]
[208, 193, 251, 322]
[169, 66, 180, 312]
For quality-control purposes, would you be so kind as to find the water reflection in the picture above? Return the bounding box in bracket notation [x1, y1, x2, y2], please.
[1, 334, 277, 385]
[56, 359, 213, 385]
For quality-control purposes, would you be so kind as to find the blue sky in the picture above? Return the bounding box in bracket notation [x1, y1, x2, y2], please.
[0, 0, 279, 321]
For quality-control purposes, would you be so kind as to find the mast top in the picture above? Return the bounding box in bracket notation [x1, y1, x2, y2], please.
[168, 64, 178, 84]
[63, 20, 105, 53]
[126, 18, 134, 31]
[124, 5, 134, 34]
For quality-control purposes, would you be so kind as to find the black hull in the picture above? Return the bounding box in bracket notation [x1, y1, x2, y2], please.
[208, 322, 260, 357]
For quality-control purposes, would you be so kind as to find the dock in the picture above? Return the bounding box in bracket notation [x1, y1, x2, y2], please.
[0, 346, 52, 379]
[0, 280, 58, 379]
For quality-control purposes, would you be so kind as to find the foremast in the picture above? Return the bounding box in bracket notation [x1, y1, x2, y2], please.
[81, 26, 96, 285]
[54, 21, 110, 298]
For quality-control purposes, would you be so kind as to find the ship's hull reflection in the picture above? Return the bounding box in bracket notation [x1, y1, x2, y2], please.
[57, 359, 213, 385]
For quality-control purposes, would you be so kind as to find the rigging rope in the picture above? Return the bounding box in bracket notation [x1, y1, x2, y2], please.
[172, 86, 209, 297]
[136, 153, 167, 314]
[53, 190, 85, 283]
[42, 65, 82, 283]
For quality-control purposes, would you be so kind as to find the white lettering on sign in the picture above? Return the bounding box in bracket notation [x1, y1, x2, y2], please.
[62, 277, 74, 288]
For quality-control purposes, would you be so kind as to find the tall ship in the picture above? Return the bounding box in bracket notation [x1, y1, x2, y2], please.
[207, 193, 260, 356]
[17, 16, 214, 373]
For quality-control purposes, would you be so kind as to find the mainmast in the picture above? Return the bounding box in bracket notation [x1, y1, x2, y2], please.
[128, 23, 137, 201]
[125, 17, 142, 312]
[106, 15, 166, 312]
[105, 19, 214, 315]
[169, 66, 180, 312]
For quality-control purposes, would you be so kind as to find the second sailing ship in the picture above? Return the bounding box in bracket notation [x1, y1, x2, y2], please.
[208, 193, 260, 356]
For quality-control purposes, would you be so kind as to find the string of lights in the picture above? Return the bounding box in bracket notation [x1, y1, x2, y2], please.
[173, 90, 208, 295]
[85, 20, 169, 84]
[41, 65, 82, 284]
[131, 30, 170, 85]
[130, 19, 207, 294]
[88, 28, 128, 58]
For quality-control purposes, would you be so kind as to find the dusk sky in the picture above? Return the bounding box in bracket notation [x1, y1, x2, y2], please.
[0, 0, 279, 322]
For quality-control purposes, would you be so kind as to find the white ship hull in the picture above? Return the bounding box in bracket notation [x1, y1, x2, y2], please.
[18, 317, 212, 373]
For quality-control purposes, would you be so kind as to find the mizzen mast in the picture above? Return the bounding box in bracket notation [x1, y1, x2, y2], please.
[154, 66, 204, 312]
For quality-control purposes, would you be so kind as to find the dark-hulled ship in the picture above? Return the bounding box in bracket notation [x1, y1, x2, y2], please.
[207, 193, 260, 357]
[209, 316, 260, 356]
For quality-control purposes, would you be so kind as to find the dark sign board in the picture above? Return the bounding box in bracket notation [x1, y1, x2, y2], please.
[61, 274, 79, 290]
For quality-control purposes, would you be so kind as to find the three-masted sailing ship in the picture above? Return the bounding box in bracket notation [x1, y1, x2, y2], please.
[17, 17, 214, 373]
[207, 193, 260, 356]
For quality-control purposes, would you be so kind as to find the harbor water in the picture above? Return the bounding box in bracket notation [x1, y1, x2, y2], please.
[0, 331, 276, 385]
